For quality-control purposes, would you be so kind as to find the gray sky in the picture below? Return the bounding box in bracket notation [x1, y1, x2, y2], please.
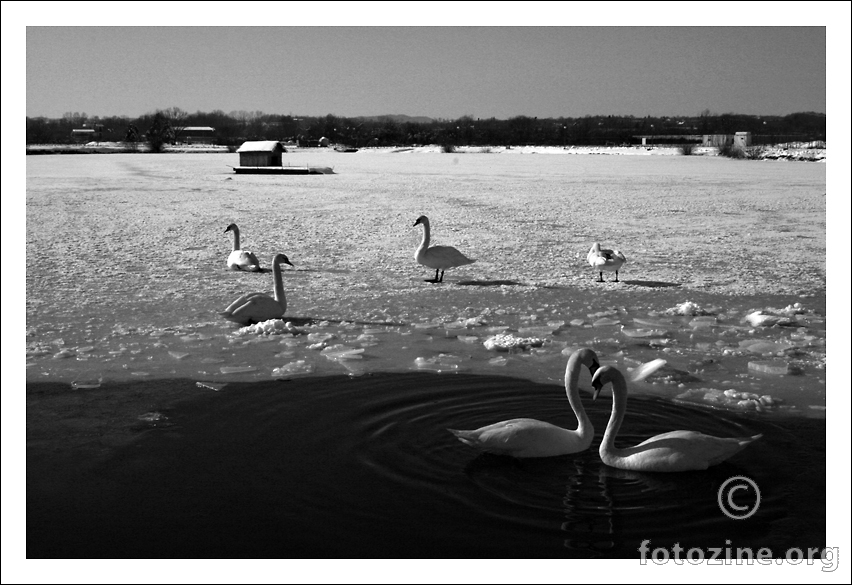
[12, 4, 842, 120]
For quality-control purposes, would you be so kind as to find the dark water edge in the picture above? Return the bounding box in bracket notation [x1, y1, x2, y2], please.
[26, 373, 826, 559]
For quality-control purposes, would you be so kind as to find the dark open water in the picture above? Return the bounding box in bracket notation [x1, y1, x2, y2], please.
[27, 372, 825, 558]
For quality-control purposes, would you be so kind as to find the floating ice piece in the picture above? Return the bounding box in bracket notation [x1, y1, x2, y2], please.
[748, 360, 791, 375]
[220, 365, 257, 374]
[628, 359, 667, 382]
[569, 319, 586, 327]
[444, 318, 484, 329]
[663, 302, 713, 316]
[52, 349, 75, 359]
[307, 332, 336, 343]
[235, 319, 303, 337]
[196, 381, 226, 391]
[488, 356, 509, 366]
[592, 317, 621, 327]
[744, 341, 793, 354]
[168, 351, 190, 360]
[689, 316, 717, 329]
[71, 379, 102, 389]
[483, 334, 545, 351]
[457, 335, 479, 344]
[744, 312, 795, 328]
[414, 356, 461, 372]
[676, 387, 783, 412]
[518, 325, 558, 337]
[621, 326, 668, 338]
[321, 345, 365, 360]
[272, 360, 314, 378]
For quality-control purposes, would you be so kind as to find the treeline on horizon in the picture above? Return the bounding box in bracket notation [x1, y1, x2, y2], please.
[26, 108, 827, 147]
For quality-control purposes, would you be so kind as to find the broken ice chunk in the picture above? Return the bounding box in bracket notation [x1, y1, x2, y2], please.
[748, 360, 791, 375]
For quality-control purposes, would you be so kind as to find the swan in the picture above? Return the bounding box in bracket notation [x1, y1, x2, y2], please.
[591, 365, 762, 472]
[224, 223, 262, 271]
[587, 242, 626, 282]
[219, 253, 294, 325]
[413, 215, 475, 282]
[447, 348, 601, 458]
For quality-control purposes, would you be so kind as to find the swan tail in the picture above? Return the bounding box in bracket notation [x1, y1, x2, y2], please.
[448, 429, 479, 447]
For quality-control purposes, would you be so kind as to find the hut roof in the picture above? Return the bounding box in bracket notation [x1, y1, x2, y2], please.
[237, 140, 284, 153]
[183, 126, 215, 132]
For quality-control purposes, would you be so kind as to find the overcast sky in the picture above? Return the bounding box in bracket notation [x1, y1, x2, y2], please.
[10, 4, 845, 120]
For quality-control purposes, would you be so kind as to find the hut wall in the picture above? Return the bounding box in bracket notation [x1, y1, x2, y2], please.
[240, 152, 274, 166]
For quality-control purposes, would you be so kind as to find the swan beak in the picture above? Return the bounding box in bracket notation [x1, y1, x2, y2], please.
[591, 366, 604, 400]
[285, 259, 294, 267]
[588, 360, 600, 379]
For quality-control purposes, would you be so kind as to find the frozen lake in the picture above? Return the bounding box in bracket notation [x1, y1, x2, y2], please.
[26, 150, 826, 416]
[24, 149, 830, 559]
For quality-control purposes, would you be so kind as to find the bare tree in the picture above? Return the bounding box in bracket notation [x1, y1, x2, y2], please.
[160, 107, 188, 143]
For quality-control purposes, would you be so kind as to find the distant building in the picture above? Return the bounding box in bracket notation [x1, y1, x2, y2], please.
[734, 132, 752, 148]
[702, 134, 734, 147]
[179, 126, 216, 144]
[701, 133, 752, 148]
[71, 128, 97, 142]
[236, 141, 286, 167]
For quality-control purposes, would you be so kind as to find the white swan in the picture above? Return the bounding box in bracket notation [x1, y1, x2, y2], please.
[413, 215, 475, 282]
[448, 348, 601, 458]
[591, 365, 762, 472]
[587, 242, 626, 282]
[225, 223, 261, 272]
[219, 253, 294, 325]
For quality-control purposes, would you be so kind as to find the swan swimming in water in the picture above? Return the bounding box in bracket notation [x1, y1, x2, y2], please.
[413, 215, 475, 283]
[219, 253, 294, 325]
[591, 365, 762, 472]
[447, 348, 601, 458]
[225, 223, 262, 272]
[587, 242, 626, 282]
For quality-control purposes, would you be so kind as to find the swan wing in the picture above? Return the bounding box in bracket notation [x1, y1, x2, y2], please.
[618, 432, 762, 472]
[420, 245, 476, 269]
[220, 293, 283, 325]
[228, 249, 261, 271]
[450, 419, 585, 458]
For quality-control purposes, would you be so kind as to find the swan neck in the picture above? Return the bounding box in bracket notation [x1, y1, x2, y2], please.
[272, 259, 286, 309]
[600, 375, 628, 456]
[564, 357, 592, 436]
[231, 226, 241, 251]
[419, 219, 431, 250]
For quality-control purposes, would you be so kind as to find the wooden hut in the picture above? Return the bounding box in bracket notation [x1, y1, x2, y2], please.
[179, 126, 216, 144]
[236, 141, 285, 167]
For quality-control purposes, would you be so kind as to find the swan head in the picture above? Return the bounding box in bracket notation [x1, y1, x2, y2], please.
[224, 223, 238, 233]
[591, 365, 625, 400]
[273, 253, 295, 267]
[571, 348, 601, 378]
[413, 215, 428, 227]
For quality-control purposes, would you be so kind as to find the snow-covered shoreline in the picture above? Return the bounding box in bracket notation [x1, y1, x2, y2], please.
[25, 142, 827, 161]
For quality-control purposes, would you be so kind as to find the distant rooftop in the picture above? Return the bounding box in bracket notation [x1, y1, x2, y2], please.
[236, 140, 283, 153]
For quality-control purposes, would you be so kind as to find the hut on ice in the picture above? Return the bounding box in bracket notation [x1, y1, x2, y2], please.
[236, 141, 286, 167]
